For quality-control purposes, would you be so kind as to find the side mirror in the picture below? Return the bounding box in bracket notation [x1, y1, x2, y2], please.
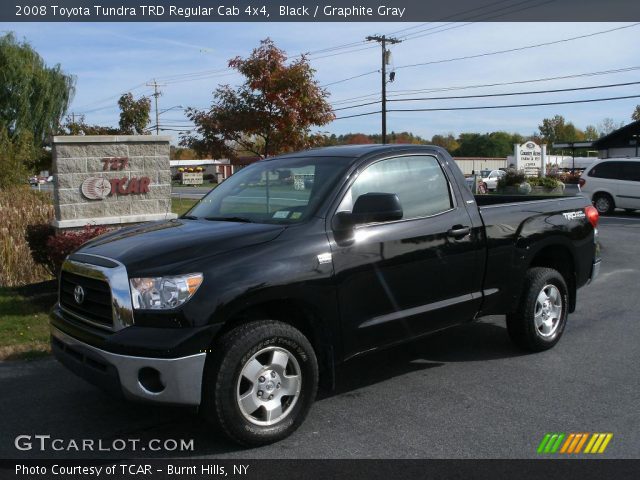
[350, 192, 403, 225]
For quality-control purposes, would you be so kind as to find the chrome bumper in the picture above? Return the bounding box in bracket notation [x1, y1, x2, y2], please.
[51, 326, 206, 406]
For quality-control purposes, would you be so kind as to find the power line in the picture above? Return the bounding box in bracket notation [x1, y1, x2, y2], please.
[332, 80, 640, 112]
[329, 65, 640, 108]
[386, 65, 640, 97]
[389, 94, 640, 112]
[396, 23, 640, 71]
[324, 23, 640, 91]
[322, 70, 380, 87]
[388, 80, 640, 103]
[334, 94, 640, 119]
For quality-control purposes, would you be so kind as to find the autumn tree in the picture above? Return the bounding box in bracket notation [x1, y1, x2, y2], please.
[181, 39, 334, 158]
[118, 93, 151, 135]
[632, 105, 640, 122]
[430, 133, 459, 152]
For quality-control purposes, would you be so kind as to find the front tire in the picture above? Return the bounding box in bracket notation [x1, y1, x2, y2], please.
[506, 267, 568, 352]
[202, 320, 318, 446]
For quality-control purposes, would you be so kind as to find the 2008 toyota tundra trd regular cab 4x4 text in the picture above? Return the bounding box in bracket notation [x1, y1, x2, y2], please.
[51, 145, 601, 445]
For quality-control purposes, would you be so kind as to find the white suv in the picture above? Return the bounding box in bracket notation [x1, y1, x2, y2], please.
[580, 158, 640, 214]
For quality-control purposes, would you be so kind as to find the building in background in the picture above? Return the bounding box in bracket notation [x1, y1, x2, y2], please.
[593, 120, 640, 158]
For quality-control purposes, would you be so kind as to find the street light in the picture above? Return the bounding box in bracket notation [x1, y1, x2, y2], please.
[150, 105, 185, 134]
[159, 105, 184, 115]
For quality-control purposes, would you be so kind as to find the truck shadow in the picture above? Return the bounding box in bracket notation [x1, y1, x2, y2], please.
[326, 317, 523, 398]
[2, 319, 525, 458]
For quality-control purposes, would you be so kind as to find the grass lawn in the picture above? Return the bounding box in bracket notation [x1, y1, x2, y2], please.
[0, 282, 56, 361]
[171, 197, 199, 216]
[0, 198, 200, 361]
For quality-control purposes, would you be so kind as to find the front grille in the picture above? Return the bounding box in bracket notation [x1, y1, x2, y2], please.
[60, 271, 113, 328]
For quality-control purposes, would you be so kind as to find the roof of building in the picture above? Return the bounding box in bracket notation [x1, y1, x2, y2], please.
[593, 120, 640, 148]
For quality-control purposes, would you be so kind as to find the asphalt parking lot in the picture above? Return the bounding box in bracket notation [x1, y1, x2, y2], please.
[1, 213, 638, 459]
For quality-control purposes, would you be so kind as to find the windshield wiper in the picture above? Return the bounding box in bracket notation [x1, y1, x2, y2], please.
[203, 216, 253, 223]
[181, 215, 199, 220]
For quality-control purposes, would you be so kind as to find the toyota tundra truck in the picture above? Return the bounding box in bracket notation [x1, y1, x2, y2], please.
[51, 145, 601, 446]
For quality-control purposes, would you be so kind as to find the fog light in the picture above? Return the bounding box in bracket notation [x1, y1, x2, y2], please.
[138, 367, 165, 393]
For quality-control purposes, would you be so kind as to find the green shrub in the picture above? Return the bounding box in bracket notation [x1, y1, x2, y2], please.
[527, 176, 562, 188]
[497, 169, 526, 189]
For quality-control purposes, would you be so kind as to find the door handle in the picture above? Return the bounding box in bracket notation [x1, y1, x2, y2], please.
[447, 225, 471, 238]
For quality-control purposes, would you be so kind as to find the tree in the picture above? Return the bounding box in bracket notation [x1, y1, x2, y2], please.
[584, 125, 599, 141]
[0, 126, 37, 187]
[0, 33, 75, 145]
[181, 39, 334, 158]
[59, 114, 119, 136]
[538, 115, 585, 147]
[118, 93, 151, 135]
[598, 117, 625, 137]
[430, 133, 459, 152]
[454, 131, 523, 157]
[632, 105, 640, 122]
[170, 146, 201, 159]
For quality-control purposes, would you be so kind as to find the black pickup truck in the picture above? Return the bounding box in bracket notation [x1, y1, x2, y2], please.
[51, 145, 601, 446]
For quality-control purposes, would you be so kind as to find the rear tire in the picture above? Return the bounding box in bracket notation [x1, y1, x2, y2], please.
[506, 267, 568, 352]
[593, 193, 614, 215]
[202, 320, 318, 447]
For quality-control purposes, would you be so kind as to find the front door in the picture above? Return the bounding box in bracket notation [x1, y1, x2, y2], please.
[328, 154, 484, 358]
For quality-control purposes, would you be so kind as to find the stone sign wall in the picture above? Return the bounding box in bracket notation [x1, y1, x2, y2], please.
[52, 135, 177, 229]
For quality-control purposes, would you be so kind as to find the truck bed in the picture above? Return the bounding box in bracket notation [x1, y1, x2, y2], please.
[474, 194, 580, 206]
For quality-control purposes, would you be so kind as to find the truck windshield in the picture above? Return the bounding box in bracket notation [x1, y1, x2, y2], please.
[185, 156, 349, 224]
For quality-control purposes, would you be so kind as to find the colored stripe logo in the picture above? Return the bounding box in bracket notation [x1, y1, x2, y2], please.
[537, 433, 613, 454]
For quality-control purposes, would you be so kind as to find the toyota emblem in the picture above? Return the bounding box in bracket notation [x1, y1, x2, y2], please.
[73, 285, 85, 305]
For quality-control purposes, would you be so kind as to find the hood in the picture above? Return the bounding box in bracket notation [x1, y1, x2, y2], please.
[77, 219, 285, 274]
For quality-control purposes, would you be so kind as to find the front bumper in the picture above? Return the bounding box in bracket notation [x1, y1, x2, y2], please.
[51, 326, 206, 406]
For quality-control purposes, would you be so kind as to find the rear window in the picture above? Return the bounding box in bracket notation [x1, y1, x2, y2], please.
[589, 161, 640, 181]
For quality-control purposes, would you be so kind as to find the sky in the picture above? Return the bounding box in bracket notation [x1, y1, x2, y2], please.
[2, 20, 640, 143]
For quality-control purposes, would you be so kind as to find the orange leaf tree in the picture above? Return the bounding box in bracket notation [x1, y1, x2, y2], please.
[182, 39, 334, 159]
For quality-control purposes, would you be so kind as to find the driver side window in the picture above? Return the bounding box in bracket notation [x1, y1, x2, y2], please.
[338, 155, 453, 220]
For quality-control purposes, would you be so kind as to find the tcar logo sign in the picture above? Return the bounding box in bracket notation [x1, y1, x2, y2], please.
[80, 176, 151, 200]
[81, 177, 112, 200]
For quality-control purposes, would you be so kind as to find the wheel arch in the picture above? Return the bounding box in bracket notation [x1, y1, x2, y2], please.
[213, 298, 336, 390]
[528, 244, 576, 313]
[591, 189, 615, 204]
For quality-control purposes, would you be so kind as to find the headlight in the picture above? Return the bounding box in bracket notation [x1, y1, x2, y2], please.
[129, 274, 203, 310]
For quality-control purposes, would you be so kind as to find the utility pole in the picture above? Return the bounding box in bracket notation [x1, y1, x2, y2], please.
[146, 79, 166, 135]
[366, 35, 401, 144]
